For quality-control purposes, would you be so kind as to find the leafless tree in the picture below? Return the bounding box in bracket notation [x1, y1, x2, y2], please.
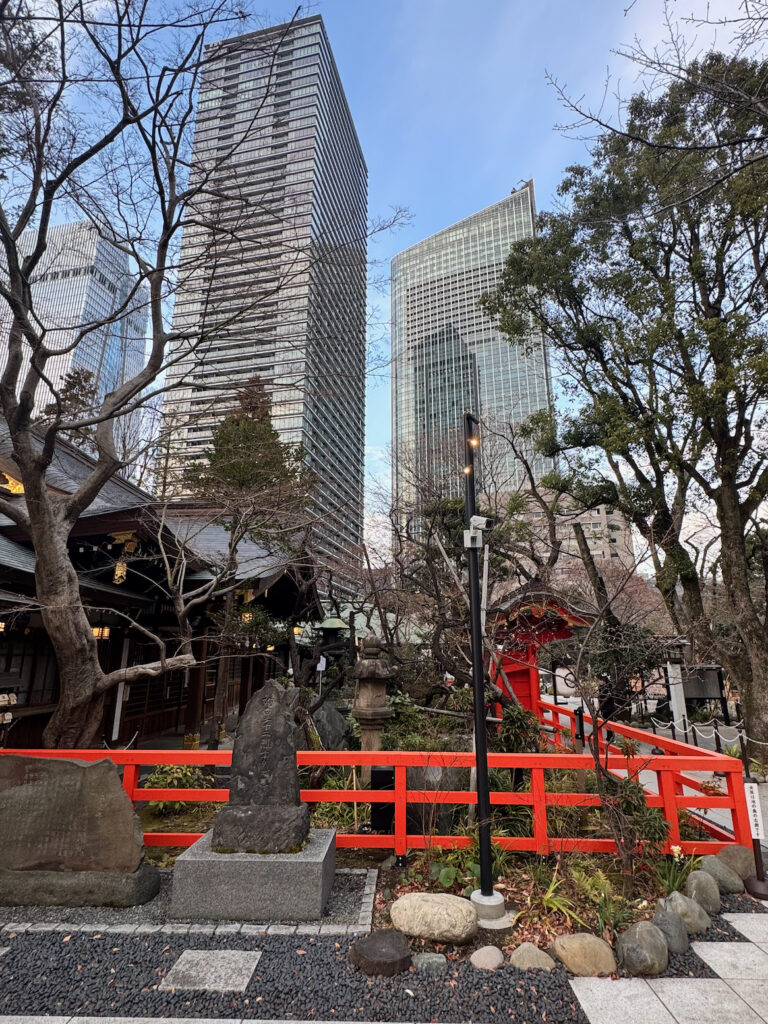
[0, 0, 330, 745]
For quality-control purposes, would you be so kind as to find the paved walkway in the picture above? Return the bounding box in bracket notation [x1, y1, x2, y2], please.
[572, 913, 768, 1024]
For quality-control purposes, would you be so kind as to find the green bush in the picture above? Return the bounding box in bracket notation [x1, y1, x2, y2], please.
[145, 763, 216, 815]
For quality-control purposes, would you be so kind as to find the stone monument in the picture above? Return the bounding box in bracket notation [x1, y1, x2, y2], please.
[0, 754, 160, 906]
[171, 681, 335, 921]
[212, 682, 309, 852]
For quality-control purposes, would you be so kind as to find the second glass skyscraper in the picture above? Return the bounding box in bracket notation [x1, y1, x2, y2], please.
[391, 182, 552, 513]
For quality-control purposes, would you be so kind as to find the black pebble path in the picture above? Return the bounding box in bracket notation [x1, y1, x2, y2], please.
[1, 931, 588, 1023]
[0, 896, 764, 1021]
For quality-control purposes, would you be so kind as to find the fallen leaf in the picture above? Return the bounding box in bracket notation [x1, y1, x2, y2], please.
[405, 989, 415, 997]
[296, 949, 307, 955]
[62, 935, 71, 943]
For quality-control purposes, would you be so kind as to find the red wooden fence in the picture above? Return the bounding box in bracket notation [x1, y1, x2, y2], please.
[2, 698, 752, 857]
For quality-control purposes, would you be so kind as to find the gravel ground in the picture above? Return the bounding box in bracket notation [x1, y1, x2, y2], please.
[0, 931, 589, 1023]
[721, 892, 768, 913]
[0, 869, 367, 927]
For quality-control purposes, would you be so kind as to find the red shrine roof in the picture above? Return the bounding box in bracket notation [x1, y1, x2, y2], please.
[495, 582, 596, 649]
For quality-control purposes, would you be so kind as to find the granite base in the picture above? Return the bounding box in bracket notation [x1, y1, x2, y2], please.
[0, 861, 160, 907]
[170, 828, 336, 922]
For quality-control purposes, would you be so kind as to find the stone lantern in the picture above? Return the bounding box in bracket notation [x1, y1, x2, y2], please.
[351, 635, 393, 782]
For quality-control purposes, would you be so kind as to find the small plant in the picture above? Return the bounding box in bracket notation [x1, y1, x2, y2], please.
[596, 891, 634, 941]
[618, 736, 640, 757]
[699, 779, 724, 795]
[653, 845, 700, 894]
[145, 763, 216, 815]
[498, 702, 542, 754]
[538, 873, 588, 928]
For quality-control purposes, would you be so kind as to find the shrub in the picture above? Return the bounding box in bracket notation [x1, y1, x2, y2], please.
[145, 763, 216, 815]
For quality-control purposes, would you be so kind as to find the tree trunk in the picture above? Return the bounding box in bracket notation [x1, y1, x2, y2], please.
[717, 485, 768, 750]
[31, 502, 111, 748]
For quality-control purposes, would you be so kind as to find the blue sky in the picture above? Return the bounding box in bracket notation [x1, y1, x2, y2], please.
[270, 0, 730, 509]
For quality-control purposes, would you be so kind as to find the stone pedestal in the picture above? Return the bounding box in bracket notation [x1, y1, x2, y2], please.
[170, 828, 336, 922]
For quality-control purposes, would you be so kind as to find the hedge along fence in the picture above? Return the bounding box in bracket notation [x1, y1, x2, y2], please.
[2, 716, 752, 857]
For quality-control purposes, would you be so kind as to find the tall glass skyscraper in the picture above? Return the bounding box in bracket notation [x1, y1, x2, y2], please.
[391, 183, 552, 512]
[164, 15, 367, 568]
[0, 220, 147, 411]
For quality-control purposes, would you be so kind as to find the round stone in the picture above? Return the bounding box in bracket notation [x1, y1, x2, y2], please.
[470, 945, 504, 971]
[652, 909, 690, 954]
[699, 854, 745, 894]
[413, 952, 448, 975]
[716, 845, 758, 882]
[549, 933, 617, 976]
[509, 942, 556, 971]
[616, 921, 668, 976]
[685, 870, 721, 915]
[658, 890, 711, 934]
[390, 892, 478, 944]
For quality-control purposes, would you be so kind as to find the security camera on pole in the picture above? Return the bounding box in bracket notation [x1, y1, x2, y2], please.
[463, 412, 515, 930]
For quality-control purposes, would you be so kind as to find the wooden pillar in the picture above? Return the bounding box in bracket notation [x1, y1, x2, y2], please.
[183, 634, 208, 749]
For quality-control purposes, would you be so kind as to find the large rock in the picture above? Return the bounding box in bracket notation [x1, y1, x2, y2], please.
[716, 844, 758, 881]
[0, 754, 145, 873]
[658, 890, 711, 934]
[509, 942, 556, 971]
[212, 682, 309, 854]
[312, 702, 348, 751]
[549, 933, 617, 976]
[652, 909, 690, 954]
[616, 921, 668, 976]
[685, 870, 721, 915]
[390, 892, 478, 944]
[699, 855, 745, 895]
[349, 930, 412, 976]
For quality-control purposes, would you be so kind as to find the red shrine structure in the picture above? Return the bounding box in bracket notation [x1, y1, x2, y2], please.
[490, 582, 595, 711]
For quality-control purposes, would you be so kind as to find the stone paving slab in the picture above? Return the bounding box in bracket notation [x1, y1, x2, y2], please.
[722, 914, 768, 944]
[570, 978, 676, 1024]
[726, 981, 768, 1021]
[691, 941, 768, 979]
[648, 978, 764, 1024]
[160, 948, 263, 993]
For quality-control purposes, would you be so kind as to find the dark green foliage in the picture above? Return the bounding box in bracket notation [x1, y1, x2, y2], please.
[481, 53, 768, 745]
[145, 763, 216, 814]
[497, 702, 541, 754]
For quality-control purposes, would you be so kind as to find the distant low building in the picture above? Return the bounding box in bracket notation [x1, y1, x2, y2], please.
[0, 427, 321, 746]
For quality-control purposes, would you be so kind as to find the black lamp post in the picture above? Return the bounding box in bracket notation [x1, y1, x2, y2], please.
[463, 412, 494, 898]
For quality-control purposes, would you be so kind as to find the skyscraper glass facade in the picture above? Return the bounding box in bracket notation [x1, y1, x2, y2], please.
[391, 183, 552, 511]
[0, 221, 147, 411]
[164, 15, 367, 567]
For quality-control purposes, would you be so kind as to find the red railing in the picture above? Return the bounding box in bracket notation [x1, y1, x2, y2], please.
[2, 713, 752, 856]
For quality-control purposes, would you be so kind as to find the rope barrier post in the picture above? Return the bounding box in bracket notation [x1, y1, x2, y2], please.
[574, 706, 586, 794]
[713, 721, 725, 777]
[690, 720, 699, 747]
[738, 722, 750, 777]
[682, 715, 690, 746]
[670, 721, 676, 743]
